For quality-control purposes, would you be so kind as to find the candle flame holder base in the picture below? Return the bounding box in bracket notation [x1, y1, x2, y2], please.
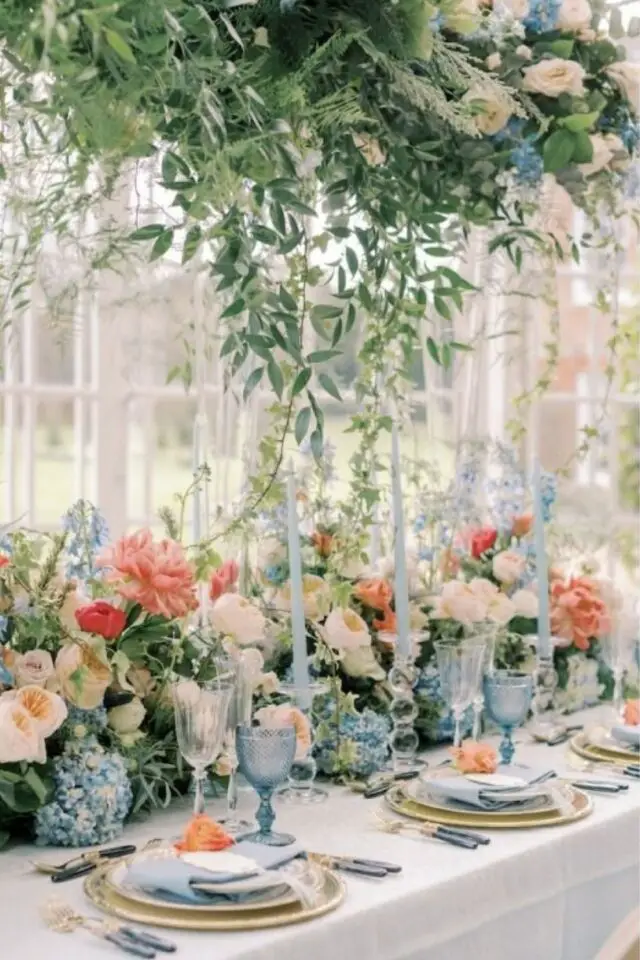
[387, 654, 422, 774]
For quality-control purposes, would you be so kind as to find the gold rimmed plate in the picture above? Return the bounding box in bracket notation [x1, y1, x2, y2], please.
[85, 863, 345, 931]
[570, 731, 639, 767]
[385, 784, 592, 829]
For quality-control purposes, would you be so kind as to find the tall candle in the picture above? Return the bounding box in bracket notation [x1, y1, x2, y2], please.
[286, 460, 311, 710]
[390, 417, 411, 658]
[369, 463, 380, 569]
[533, 459, 551, 659]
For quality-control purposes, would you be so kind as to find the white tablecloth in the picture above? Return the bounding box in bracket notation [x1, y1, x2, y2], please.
[2, 707, 639, 960]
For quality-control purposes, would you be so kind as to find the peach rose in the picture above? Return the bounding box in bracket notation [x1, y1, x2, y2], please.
[9, 685, 67, 738]
[606, 61, 640, 103]
[210, 559, 239, 602]
[355, 578, 393, 611]
[341, 645, 385, 681]
[311, 531, 334, 558]
[14, 650, 56, 689]
[450, 740, 498, 774]
[374, 605, 397, 634]
[55, 641, 112, 709]
[512, 588, 539, 619]
[254, 704, 312, 759]
[325, 607, 371, 651]
[623, 700, 640, 726]
[512, 513, 533, 537]
[550, 576, 611, 651]
[174, 814, 234, 853]
[0, 698, 45, 764]
[275, 574, 330, 621]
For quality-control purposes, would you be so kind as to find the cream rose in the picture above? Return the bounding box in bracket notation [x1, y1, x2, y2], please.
[496, 0, 530, 18]
[493, 550, 527, 585]
[486, 52, 502, 71]
[516, 44, 533, 59]
[275, 574, 330, 621]
[430, 581, 487, 624]
[446, 0, 481, 32]
[14, 650, 55, 689]
[108, 696, 146, 735]
[325, 607, 371, 652]
[55, 641, 111, 709]
[210, 594, 267, 646]
[522, 59, 586, 97]
[0, 698, 45, 764]
[57, 585, 84, 634]
[512, 588, 540, 618]
[487, 592, 517, 624]
[557, 0, 592, 33]
[579, 133, 623, 176]
[606, 61, 640, 104]
[8, 685, 67, 739]
[254, 704, 312, 759]
[463, 86, 512, 136]
[341, 645, 385, 681]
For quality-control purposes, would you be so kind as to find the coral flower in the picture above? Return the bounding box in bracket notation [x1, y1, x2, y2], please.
[373, 604, 397, 634]
[550, 576, 610, 651]
[311, 531, 334, 558]
[98, 529, 198, 619]
[355, 578, 393, 611]
[450, 740, 498, 774]
[469, 527, 498, 559]
[0, 555, 9, 569]
[511, 513, 533, 538]
[174, 814, 235, 853]
[623, 700, 640, 726]
[209, 559, 239, 602]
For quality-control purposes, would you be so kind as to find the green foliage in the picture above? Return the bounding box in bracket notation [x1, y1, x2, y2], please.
[0, 762, 55, 846]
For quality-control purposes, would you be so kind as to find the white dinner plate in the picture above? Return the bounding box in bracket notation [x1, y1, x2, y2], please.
[464, 773, 528, 789]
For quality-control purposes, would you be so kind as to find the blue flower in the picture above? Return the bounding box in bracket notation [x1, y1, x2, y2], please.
[429, 11, 446, 31]
[413, 514, 426, 533]
[511, 140, 544, 185]
[523, 0, 561, 32]
[62, 500, 109, 582]
[492, 117, 526, 144]
[313, 694, 390, 779]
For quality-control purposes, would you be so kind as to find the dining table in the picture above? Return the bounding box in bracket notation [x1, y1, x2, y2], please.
[2, 705, 638, 960]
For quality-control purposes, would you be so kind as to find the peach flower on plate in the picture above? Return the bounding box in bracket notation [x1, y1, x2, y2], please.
[254, 704, 312, 759]
[450, 740, 498, 774]
[623, 699, 640, 726]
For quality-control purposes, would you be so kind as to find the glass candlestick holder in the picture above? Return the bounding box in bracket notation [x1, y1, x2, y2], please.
[383, 636, 421, 773]
[277, 681, 329, 804]
[528, 635, 559, 737]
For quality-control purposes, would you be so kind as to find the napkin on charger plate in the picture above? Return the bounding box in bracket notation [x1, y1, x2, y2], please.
[415, 766, 572, 813]
[125, 841, 305, 907]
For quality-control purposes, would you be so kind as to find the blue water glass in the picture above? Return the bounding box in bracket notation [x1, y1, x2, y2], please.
[236, 726, 296, 846]
[484, 671, 533, 765]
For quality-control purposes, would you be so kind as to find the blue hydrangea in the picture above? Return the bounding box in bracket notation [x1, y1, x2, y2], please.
[492, 117, 526, 144]
[619, 119, 640, 153]
[523, 0, 561, 32]
[313, 695, 390, 779]
[511, 140, 544, 185]
[263, 562, 289, 586]
[415, 667, 474, 742]
[64, 705, 108, 737]
[62, 500, 110, 583]
[35, 732, 131, 847]
[429, 11, 445, 31]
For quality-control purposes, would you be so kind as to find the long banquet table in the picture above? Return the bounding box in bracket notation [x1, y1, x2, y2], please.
[2, 707, 639, 960]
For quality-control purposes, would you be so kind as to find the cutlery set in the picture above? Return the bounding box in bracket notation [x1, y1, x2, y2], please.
[309, 852, 403, 878]
[43, 898, 176, 957]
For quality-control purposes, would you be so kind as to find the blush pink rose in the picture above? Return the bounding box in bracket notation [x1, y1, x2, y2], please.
[450, 740, 498, 774]
[550, 576, 611, 651]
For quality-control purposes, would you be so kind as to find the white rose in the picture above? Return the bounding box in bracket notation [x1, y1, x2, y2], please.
[210, 594, 267, 646]
[495, 0, 530, 18]
[579, 133, 624, 177]
[606, 61, 640, 103]
[430, 581, 487, 624]
[468, 578, 500, 603]
[324, 608, 371, 652]
[516, 44, 533, 59]
[492, 550, 527, 585]
[274, 574, 330, 621]
[108, 696, 146, 735]
[463, 86, 512, 136]
[522, 59, 586, 97]
[487, 592, 517, 624]
[14, 650, 55, 689]
[341, 555, 370, 580]
[512, 588, 539, 618]
[486, 52, 502, 71]
[557, 0, 592, 33]
[0, 698, 45, 763]
[341, 645, 385, 681]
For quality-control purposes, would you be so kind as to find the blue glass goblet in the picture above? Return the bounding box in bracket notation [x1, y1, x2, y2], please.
[236, 726, 296, 846]
[484, 670, 533, 765]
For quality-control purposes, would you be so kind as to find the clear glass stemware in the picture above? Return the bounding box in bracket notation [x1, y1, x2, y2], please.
[434, 639, 487, 747]
[173, 678, 233, 816]
[464, 623, 500, 739]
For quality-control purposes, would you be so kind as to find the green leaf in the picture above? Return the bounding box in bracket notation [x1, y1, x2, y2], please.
[310, 428, 324, 461]
[243, 366, 264, 401]
[219, 12, 244, 46]
[434, 296, 451, 321]
[560, 112, 600, 133]
[222, 298, 246, 318]
[548, 39, 574, 57]
[426, 337, 441, 365]
[182, 225, 202, 264]
[543, 129, 575, 173]
[279, 286, 297, 312]
[346, 247, 358, 276]
[572, 131, 593, 164]
[331, 317, 343, 348]
[150, 229, 174, 261]
[253, 225, 278, 246]
[306, 349, 341, 363]
[104, 28, 136, 63]
[23, 766, 49, 804]
[130, 224, 166, 241]
[318, 372, 342, 401]
[272, 191, 316, 217]
[267, 360, 283, 398]
[345, 302, 356, 334]
[358, 283, 374, 312]
[441, 343, 452, 370]
[271, 202, 286, 235]
[295, 406, 312, 445]
[292, 368, 312, 396]
[451, 340, 473, 352]
[311, 304, 343, 320]
[307, 390, 325, 429]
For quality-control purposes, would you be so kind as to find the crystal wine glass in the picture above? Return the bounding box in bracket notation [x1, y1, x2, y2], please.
[484, 670, 533, 765]
[173, 678, 233, 816]
[600, 598, 639, 723]
[464, 623, 500, 739]
[216, 656, 255, 832]
[434, 639, 487, 747]
[236, 725, 296, 846]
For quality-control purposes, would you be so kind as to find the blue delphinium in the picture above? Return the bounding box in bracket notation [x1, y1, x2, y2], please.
[523, 0, 561, 32]
[313, 694, 390, 779]
[62, 500, 110, 582]
[511, 140, 544, 185]
[35, 720, 131, 847]
[538, 469, 557, 523]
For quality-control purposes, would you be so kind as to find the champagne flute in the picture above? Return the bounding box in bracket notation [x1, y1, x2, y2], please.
[173, 678, 233, 815]
[434, 640, 487, 747]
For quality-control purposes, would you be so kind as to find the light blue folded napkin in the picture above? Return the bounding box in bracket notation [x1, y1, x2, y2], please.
[611, 725, 640, 750]
[125, 840, 303, 906]
[420, 765, 555, 811]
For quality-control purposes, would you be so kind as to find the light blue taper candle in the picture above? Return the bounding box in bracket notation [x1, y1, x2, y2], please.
[286, 460, 311, 710]
[390, 416, 411, 658]
[533, 459, 551, 659]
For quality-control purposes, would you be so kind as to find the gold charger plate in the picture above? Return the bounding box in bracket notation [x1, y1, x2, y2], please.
[385, 784, 592, 829]
[103, 854, 303, 913]
[85, 863, 345, 931]
[570, 731, 639, 767]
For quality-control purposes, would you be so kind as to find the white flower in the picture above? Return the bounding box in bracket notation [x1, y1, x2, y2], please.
[516, 44, 533, 59]
[492, 550, 527, 585]
[429, 581, 487, 624]
[468, 578, 501, 603]
[108, 696, 146, 735]
[255, 671, 280, 695]
[606, 61, 640, 103]
[557, 0, 592, 33]
[14, 650, 55, 689]
[210, 594, 267, 645]
[487, 593, 517, 624]
[463, 86, 512, 136]
[0, 698, 45, 764]
[495, 0, 530, 18]
[324, 608, 371, 652]
[6, 685, 68, 739]
[341, 555, 369, 580]
[512, 588, 539, 618]
[341, 645, 385, 681]
[579, 133, 625, 177]
[486, 52, 502, 71]
[446, 0, 481, 32]
[274, 574, 330, 621]
[522, 59, 586, 97]
[240, 647, 265, 681]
